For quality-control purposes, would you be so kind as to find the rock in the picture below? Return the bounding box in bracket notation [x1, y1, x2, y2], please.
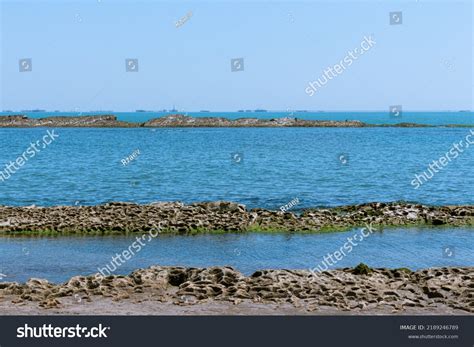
[0, 201, 472, 234]
[352, 263, 373, 275]
[142, 115, 368, 128]
[0, 114, 448, 128]
[39, 298, 62, 309]
[0, 265, 471, 313]
[0, 115, 136, 128]
[168, 269, 188, 286]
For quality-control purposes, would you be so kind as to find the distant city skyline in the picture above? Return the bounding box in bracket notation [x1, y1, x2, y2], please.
[1, 1, 472, 111]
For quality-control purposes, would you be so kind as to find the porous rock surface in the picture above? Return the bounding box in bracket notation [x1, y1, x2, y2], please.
[142, 114, 368, 127]
[0, 201, 473, 234]
[0, 114, 435, 128]
[0, 266, 472, 313]
[0, 115, 136, 127]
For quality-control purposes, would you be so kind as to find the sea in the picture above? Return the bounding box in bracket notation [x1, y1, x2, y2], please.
[0, 111, 473, 208]
[0, 111, 473, 279]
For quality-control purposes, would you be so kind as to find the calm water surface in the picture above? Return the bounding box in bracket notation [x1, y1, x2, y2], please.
[0, 127, 473, 208]
[0, 227, 472, 283]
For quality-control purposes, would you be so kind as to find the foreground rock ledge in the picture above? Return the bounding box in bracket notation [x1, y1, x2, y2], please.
[0, 114, 461, 128]
[0, 201, 473, 234]
[0, 266, 472, 314]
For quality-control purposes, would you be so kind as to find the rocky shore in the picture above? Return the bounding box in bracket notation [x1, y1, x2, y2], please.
[0, 265, 472, 314]
[0, 201, 473, 234]
[142, 114, 373, 127]
[0, 115, 136, 128]
[0, 114, 446, 128]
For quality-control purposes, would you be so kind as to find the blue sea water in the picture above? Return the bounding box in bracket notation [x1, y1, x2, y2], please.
[0, 227, 471, 283]
[1, 111, 474, 125]
[0, 127, 473, 208]
[1, 123, 473, 280]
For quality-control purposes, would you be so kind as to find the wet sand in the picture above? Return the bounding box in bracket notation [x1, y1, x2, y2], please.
[1, 296, 469, 315]
[1, 265, 472, 315]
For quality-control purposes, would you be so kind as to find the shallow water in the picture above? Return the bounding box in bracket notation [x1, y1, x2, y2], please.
[0, 127, 473, 208]
[0, 227, 472, 283]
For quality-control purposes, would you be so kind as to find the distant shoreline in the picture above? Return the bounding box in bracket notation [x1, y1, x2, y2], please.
[0, 114, 473, 128]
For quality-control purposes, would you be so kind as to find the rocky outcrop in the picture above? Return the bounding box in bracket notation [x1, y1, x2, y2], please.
[0, 265, 472, 313]
[0, 115, 137, 128]
[378, 122, 431, 128]
[0, 114, 439, 128]
[142, 115, 369, 127]
[0, 201, 472, 234]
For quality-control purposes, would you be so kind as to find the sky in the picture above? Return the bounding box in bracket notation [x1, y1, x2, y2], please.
[0, 0, 472, 111]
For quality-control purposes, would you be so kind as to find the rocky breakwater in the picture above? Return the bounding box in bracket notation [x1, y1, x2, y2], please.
[0, 265, 472, 313]
[0, 201, 473, 234]
[0, 115, 137, 127]
[143, 114, 368, 127]
[0, 114, 439, 128]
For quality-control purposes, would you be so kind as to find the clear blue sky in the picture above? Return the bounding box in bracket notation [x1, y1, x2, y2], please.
[0, 0, 472, 111]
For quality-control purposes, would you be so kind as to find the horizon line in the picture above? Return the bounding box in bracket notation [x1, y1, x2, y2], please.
[1, 110, 473, 113]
